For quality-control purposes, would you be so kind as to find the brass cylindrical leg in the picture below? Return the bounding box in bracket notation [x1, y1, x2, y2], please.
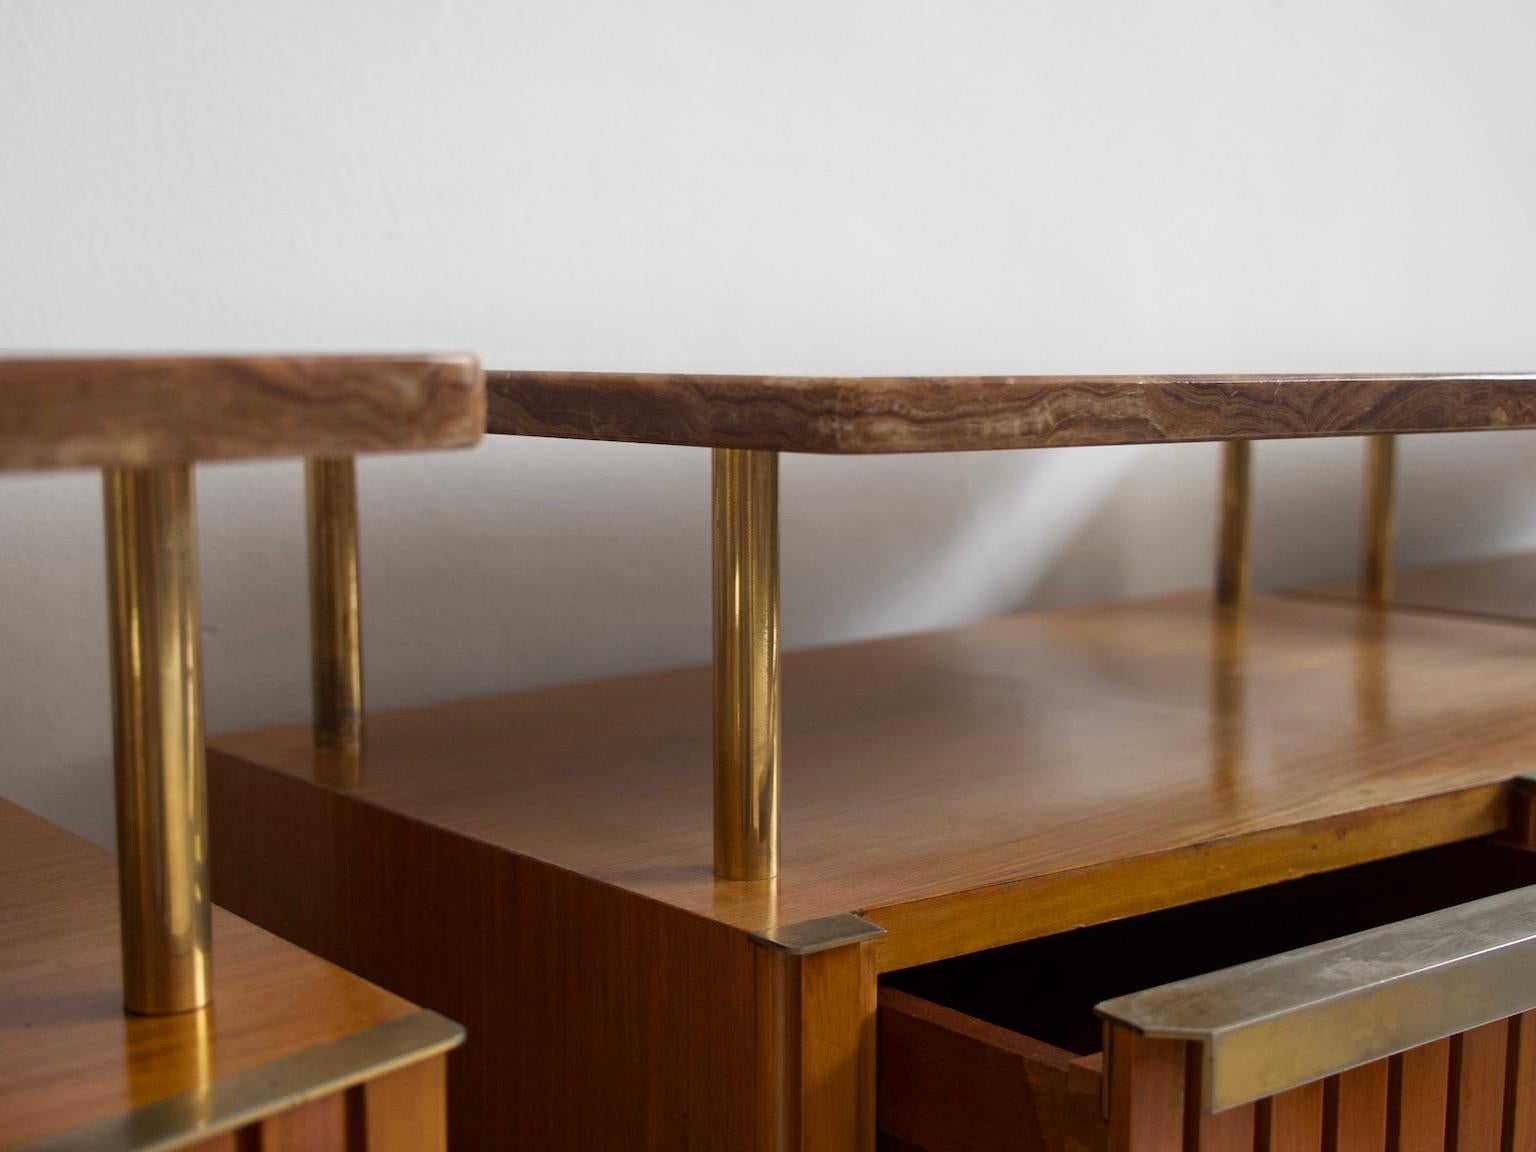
[1215, 440, 1252, 607]
[103, 465, 211, 1015]
[713, 449, 780, 881]
[1361, 435, 1396, 603]
[306, 458, 363, 750]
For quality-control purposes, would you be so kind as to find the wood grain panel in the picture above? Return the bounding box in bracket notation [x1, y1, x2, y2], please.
[1257, 1082, 1324, 1152]
[0, 353, 482, 471]
[1448, 1022, 1508, 1152]
[761, 941, 878, 1152]
[485, 371, 1536, 454]
[1387, 1041, 1450, 1152]
[1504, 1012, 1536, 1151]
[209, 758, 764, 1152]
[1191, 1102, 1257, 1152]
[1108, 1027, 1186, 1152]
[1322, 1063, 1387, 1152]
[0, 797, 440, 1150]
[211, 592, 1536, 971]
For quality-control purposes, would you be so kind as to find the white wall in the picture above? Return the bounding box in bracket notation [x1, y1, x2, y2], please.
[3, 1, 1536, 845]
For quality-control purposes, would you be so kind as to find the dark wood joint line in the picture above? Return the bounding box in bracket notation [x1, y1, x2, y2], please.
[749, 913, 886, 956]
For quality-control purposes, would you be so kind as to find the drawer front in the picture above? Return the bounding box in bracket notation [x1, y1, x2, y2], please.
[881, 876, 1536, 1152]
[1106, 1013, 1536, 1152]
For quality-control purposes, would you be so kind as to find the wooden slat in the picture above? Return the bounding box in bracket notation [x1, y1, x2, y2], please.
[0, 353, 482, 471]
[1448, 1021, 1509, 1152]
[1505, 1011, 1536, 1151]
[485, 370, 1536, 454]
[347, 1055, 449, 1152]
[1323, 1062, 1387, 1152]
[1387, 1041, 1450, 1152]
[1191, 1103, 1257, 1152]
[253, 1093, 346, 1152]
[1258, 1081, 1324, 1152]
[1109, 1026, 1186, 1152]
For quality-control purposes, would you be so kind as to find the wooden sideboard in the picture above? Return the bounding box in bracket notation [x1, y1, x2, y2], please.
[203, 370, 1536, 1151]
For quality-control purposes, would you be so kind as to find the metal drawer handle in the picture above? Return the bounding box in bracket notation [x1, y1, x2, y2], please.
[1095, 881, 1536, 1112]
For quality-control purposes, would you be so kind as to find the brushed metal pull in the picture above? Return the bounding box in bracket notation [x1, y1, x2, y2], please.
[1097, 882, 1536, 1112]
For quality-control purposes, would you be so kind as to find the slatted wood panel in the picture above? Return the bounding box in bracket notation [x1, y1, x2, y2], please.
[179, 1062, 448, 1152]
[1505, 1013, 1536, 1151]
[881, 1011, 1536, 1152]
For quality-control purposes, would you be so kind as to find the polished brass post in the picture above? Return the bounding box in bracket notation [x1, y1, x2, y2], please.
[1215, 440, 1252, 607]
[306, 457, 363, 751]
[1361, 435, 1396, 603]
[103, 465, 211, 1014]
[713, 448, 780, 881]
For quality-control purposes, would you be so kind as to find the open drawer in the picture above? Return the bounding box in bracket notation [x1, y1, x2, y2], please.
[879, 839, 1536, 1152]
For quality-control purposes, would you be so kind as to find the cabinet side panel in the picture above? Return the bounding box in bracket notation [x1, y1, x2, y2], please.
[209, 750, 759, 1151]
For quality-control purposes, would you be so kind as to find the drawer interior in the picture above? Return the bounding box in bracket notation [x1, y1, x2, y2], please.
[883, 836, 1536, 1058]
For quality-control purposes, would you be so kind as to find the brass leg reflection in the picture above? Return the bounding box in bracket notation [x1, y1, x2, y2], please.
[103, 465, 212, 1015]
[1210, 611, 1246, 805]
[713, 449, 780, 881]
[1361, 435, 1396, 603]
[306, 458, 363, 752]
[1216, 441, 1252, 607]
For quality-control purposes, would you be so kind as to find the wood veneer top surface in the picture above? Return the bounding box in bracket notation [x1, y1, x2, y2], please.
[0, 353, 483, 471]
[211, 593, 1536, 947]
[486, 371, 1536, 453]
[0, 798, 418, 1149]
[1303, 552, 1536, 626]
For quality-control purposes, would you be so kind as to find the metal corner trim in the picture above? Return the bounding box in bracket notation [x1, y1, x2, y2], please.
[750, 913, 886, 955]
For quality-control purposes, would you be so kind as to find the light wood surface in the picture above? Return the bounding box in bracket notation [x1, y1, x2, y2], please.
[486, 371, 1536, 454]
[0, 797, 451, 1151]
[1301, 551, 1536, 627]
[213, 592, 1536, 970]
[0, 354, 482, 471]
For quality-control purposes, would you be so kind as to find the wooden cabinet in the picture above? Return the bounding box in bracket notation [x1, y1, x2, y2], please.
[196, 369, 1536, 1149]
